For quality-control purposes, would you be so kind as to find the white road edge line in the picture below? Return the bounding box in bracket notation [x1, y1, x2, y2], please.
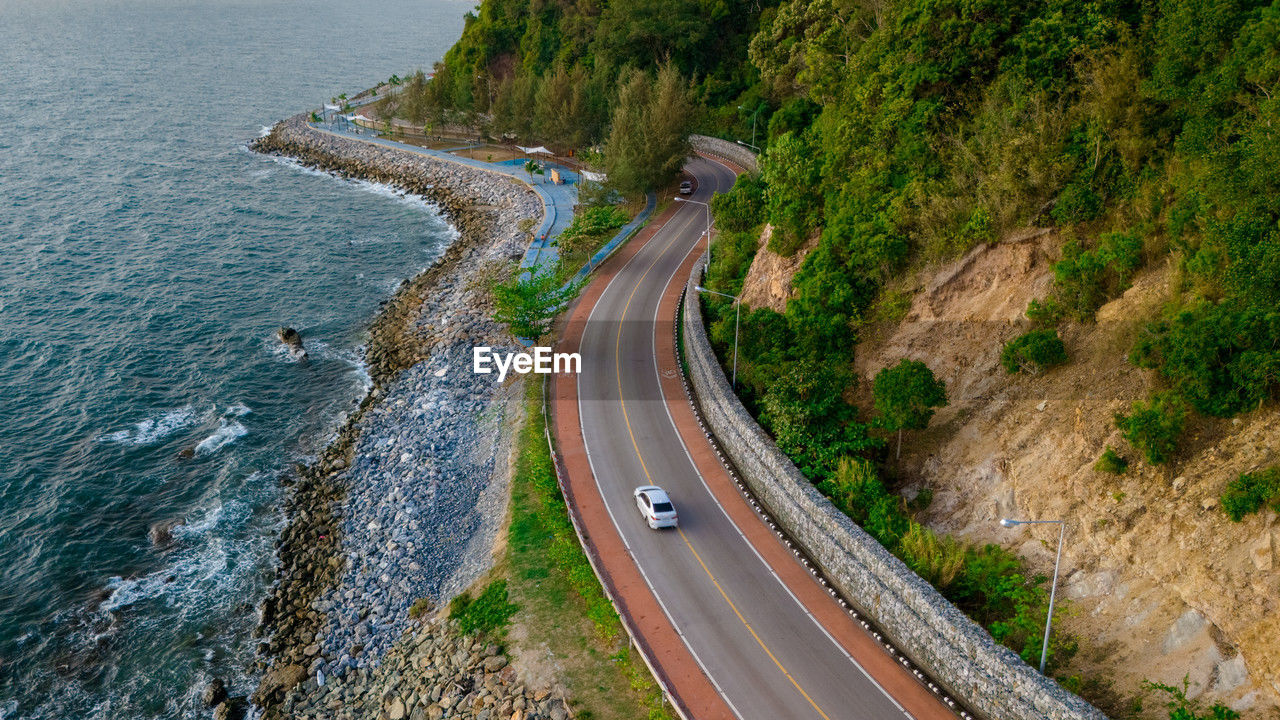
[576, 195, 747, 720]
[651, 159, 914, 719]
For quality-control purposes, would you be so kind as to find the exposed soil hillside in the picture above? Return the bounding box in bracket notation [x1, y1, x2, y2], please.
[738, 224, 815, 312]
[739, 231, 1280, 717]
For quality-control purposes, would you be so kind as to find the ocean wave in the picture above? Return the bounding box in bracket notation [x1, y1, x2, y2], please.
[194, 420, 247, 456]
[97, 406, 198, 446]
[258, 151, 443, 215]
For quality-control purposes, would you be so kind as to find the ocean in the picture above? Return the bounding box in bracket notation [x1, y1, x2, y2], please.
[0, 1, 466, 716]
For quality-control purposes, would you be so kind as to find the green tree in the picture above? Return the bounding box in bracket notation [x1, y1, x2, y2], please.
[873, 359, 948, 458]
[761, 362, 879, 479]
[603, 64, 694, 194]
[1115, 392, 1187, 466]
[602, 69, 652, 194]
[760, 131, 822, 255]
[1001, 329, 1068, 374]
[522, 159, 544, 183]
[491, 265, 576, 339]
[711, 174, 766, 232]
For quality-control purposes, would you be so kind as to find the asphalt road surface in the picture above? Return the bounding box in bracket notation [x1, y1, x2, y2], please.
[574, 156, 919, 720]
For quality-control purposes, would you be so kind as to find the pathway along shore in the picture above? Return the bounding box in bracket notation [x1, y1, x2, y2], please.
[243, 115, 565, 720]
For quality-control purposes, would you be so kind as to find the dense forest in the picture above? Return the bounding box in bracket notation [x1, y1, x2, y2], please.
[396, 0, 1280, 448]
[391, 1, 1280, 715]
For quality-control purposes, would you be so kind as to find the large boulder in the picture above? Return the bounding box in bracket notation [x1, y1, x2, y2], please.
[250, 662, 306, 706]
[148, 520, 179, 549]
[201, 677, 227, 708]
[277, 327, 307, 360]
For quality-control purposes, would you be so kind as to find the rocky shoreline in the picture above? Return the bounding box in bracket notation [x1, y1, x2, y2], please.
[242, 115, 548, 719]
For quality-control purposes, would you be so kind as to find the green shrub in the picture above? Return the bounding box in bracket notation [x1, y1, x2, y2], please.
[1001, 329, 1068, 374]
[408, 597, 434, 618]
[818, 458, 909, 548]
[951, 543, 1076, 671]
[899, 523, 966, 589]
[1115, 392, 1187, 465]
[1094, 446, 1128, 475]
[1143, 678, 1240, 720]
[762, 363, 880, 480]
[1220, 467, 1280, 522]
[710, 174, 765, 232]
[1130, 302, 1280, 417]
[449, 579, 519, 635]
[1050, 180, 1103, 225]
[1025, 297, 1065, 326]
[1051, 232, 1143, 321]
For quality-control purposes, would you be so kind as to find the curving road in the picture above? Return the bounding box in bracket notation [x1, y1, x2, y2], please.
[565, 156, 952, 720]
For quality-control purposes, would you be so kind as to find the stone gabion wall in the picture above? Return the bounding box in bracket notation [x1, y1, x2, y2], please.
[680, 256, 1107, 720]
[690, 134, 758, 173]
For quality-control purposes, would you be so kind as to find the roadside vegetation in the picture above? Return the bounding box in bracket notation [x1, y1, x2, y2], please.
[399, 0, 1279, 711]
[552, 204, 631, 284]
[699, 167, 1087, 676]
[490, 263, 577, 339]
[506, 380, 674, 720]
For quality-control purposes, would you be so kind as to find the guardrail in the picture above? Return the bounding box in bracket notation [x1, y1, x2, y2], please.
[690, 134, 758, 173]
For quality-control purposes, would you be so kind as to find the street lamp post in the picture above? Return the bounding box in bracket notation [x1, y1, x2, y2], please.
[677, 196, 738, 386]
[737, 103, 763, 150]
[673, 196, 711, 240]
[999, 517, 1066, 674]
[693, 285, 740, 389]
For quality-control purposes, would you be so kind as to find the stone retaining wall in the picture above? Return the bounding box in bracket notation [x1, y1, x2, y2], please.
[680, 255, 1107, 720]
[690, 134, 757, 173]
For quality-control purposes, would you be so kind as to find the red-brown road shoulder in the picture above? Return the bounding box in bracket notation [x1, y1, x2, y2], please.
[551, 199, 736, 720]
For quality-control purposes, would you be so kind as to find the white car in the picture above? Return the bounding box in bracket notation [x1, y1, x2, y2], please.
[634, 486, 679, 529]
[679, 180, 693, 195]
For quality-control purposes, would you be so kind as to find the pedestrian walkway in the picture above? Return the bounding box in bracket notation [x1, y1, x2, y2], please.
[307, 120, 578, 269]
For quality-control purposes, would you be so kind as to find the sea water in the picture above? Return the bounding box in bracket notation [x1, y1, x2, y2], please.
[0, 1, 465, 716]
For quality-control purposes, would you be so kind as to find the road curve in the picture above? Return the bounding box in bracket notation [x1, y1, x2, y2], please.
[552, 156, 957, 720]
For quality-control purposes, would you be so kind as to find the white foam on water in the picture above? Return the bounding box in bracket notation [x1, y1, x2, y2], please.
[259, 151, 443, 215]
[194, 420, 247, 456]
[270, 341, 306, 363]
[222, 402, 251, 418]
[258, 125, 274, 138]
[97, 406, 198, 446]
[99, 494, 261, 615]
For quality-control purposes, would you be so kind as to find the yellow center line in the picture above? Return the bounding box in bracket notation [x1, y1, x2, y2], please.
[610, 202, 833, 720]
[677, 527, 834, 720]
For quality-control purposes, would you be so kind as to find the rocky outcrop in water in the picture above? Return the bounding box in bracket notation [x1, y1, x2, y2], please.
[277, 326, 307, 360]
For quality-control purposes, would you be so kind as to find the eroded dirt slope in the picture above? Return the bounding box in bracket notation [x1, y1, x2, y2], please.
[835, 233, 1280, 717]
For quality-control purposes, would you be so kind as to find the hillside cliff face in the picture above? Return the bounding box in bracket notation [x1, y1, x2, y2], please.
[734, 232, 1280, 716]
[737, 225, 813, 312]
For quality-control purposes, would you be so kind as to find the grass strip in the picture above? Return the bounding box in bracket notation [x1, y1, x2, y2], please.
[507, 379, 675, 720]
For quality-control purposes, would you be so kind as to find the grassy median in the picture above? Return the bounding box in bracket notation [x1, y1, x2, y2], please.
[507, 378, 675, 720]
